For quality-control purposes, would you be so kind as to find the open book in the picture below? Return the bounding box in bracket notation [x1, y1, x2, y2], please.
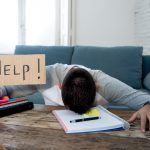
[52, 105, 130, 134]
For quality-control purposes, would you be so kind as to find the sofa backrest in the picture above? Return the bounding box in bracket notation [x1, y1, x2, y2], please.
[15, 45, 144, 89]
[15, 45, 74, 65]
[72, 46, 143, 89]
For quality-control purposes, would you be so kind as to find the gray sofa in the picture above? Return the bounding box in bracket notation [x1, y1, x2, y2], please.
[15, 45, 150, 109]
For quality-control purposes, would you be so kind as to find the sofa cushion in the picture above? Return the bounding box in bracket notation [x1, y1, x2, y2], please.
[143, 72, 150, 91]
[15, 45, 74, 65]
[72, 46, 143, 89]
[26, 92, 45, 104]
[43, 46, 74, 65]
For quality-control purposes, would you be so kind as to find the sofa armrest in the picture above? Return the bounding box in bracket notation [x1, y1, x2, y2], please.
[142, 55, 150, 79]
[26, 92, 45, 104]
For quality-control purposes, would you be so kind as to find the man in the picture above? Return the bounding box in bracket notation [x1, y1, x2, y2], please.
[0, 63, 150, 132]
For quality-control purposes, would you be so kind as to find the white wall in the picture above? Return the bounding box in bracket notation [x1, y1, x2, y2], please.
[74, 0, 136, 46]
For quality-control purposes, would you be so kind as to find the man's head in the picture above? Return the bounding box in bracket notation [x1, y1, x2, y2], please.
[61, 67, 96, 114]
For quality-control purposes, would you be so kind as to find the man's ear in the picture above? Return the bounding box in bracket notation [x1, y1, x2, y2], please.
[58, 84, 62, 89]
[95, 82, 100, 91]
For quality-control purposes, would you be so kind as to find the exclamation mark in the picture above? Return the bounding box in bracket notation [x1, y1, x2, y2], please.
[38, 58, 40, 79]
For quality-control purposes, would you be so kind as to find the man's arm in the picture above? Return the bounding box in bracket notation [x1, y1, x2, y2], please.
[90, 69, 150, 110]
[89, 68, 150, 132]
[2, 85, 37, 98]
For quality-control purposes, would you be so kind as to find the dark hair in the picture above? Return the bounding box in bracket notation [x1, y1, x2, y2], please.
[61, 68, 96, 114]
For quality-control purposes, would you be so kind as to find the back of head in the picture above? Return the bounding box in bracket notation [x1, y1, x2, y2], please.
[61, 68, 96, 114]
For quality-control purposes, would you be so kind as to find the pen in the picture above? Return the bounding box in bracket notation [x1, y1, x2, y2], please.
[70, 116, 100, 123]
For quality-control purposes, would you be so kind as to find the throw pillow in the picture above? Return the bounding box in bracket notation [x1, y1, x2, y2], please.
[143, 72, 150, 90]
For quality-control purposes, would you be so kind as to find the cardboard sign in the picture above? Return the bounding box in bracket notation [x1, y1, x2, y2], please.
[0, 55, 46, 85]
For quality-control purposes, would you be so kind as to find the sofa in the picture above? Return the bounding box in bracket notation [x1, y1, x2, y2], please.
[15, 45, 150, 109]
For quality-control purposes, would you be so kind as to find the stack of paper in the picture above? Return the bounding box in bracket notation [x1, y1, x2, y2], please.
[53, 105, 130, 134]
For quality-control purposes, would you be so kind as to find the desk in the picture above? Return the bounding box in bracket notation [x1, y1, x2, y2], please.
[0, 105, 149, 150]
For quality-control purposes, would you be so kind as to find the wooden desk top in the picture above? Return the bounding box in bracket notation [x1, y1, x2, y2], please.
[0, 104, 149, 150]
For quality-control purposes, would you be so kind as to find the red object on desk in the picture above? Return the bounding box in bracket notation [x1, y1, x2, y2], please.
[1, 96, 9, 100]
[0, 98, 27, 106]
[0, 99, 9, 104]
[0, 96, 10, 104]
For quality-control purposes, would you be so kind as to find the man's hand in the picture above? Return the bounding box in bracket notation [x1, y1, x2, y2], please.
[128, 104, 150, 132]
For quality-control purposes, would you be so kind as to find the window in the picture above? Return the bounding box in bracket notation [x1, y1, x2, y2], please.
[26, 0, 56, 45]
[0, 0, 18, 54]
[0, 0, 70, 54]
[135, 0, 150, 54]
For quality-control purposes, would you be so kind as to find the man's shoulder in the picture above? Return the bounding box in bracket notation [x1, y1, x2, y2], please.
[46, 63, 68, 68]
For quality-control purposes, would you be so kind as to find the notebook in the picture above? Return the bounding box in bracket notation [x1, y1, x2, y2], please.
[0, 97, 34, 117]
[52, 105, 130, 134]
